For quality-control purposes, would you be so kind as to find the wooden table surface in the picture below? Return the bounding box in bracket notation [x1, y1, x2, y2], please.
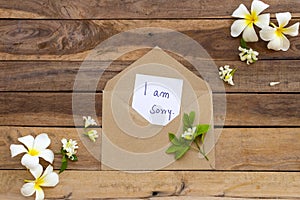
[0, 0, 300, 199]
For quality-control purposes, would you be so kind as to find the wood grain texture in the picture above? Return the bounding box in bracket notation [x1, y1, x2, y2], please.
[0, 0, 299, 19]
[1, 170, 300, 199]
[0, 60, 299, 92]
[0, 93, 298, 126]
[0, 20, 299, 61]
[1, 127, 300, 171]
[1, 127, 101, 170]
[216, 128, 300, 170]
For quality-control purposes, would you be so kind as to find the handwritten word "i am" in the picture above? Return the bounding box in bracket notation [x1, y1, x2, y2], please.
[144, 82, 169, 99]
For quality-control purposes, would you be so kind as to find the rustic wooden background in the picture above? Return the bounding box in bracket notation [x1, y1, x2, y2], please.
[0, 0, 300, 199]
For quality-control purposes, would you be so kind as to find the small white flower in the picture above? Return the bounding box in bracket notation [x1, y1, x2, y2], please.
[260, 12, 299, 51]
[238, 46, 259, 65]
[21, 164, 59, 200]
[269, 81, 280, 86]
[83, 116, 97, 128]
[85, 130, 99, 142]
[10, 133, 54, 169]
[219, 65, 236, 86]
[231, 0, 270, 42]
[181, 127, 197, 140]
[61, 138, 78, 159]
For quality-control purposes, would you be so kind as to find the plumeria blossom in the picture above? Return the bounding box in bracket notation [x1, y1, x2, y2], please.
[61, 138, 78, 160]
[219, 65, 236, 86]
[238, 46, 259, 65]
[260, 12, 299, 51]
[231, 0, 270, 42]
[85, 130, 98, 142]
[10, 133, 54, 169]
[83, 116, 97, 128]
[21, 164, 59, 200]
[181, 127, 197, 140]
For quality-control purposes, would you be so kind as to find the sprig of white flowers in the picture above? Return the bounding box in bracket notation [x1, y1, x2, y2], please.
[219, 65, 236, 86]
[83, 116, 98, 142]
[59, 138, 79, 173]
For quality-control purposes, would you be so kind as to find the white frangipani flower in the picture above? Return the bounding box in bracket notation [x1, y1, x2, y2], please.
[181, 127, 197, 140]
[61, 138, 78, 159]
[238, 46, 259, 65]
[10, 133, 54, 169]
[219, 65, 236, 86]
[83, 116, 97, 128]
[85, 130, 98, 142]
[260, 12, 299, 51]
[21, 164, 59, 200]
[231, 0, 270, 42]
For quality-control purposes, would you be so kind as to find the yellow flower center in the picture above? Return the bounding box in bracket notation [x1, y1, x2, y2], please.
[28, 148, 39, 156]
[275, 27, 284, 37]
[34, 177, 45, 190]
[245, 12, 258, 26]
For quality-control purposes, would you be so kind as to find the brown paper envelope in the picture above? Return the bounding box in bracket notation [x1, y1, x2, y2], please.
[102, 47, 214, 170]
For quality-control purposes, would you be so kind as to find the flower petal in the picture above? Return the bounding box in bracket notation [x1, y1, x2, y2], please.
[42, 165, 54, 176]
[255, 13, 270, 29]
[21, 154, 39, 169]
[276, 12, 291, 28]
[18, 135, 34, 150]
[232, 4, 250, 18]
[35, 187, 45, 200]
[33, 133, 51, 151]
[281, 35, 290, 51]
[39, 149, 54, 164]
[21, 183, 35, 197]
[231, 19, 248, 37]
[267, 36, 282, 51]
[10, 144, 27, 157]
[251, 0, 269, 15]
[283, 22, 299, 36]
[242, 25, 258, 42]
[41, 172, 59, 187]
[29, 164, 43, 179]
[259, 26, 276, 41]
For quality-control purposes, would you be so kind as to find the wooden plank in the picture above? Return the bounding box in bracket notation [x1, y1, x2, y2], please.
[1, 127, 100, 170]
[1, 127, 300, 171]
[1, 170, 300, 199]
[0, 0, 299, 19]
[216, 128, 300, 170]
[0, 20, 299, 61]
[0, 93, 298, 126]
[1, 60, 299, 92]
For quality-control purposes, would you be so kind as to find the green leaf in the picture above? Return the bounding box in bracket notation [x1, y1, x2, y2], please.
[175, 146, 190, 160]
[168, 133, 180, 145]
[240, 38, 248, 49]
[194, 124, 210, 138]
[166, 144, 180, 153]
[189, 111, 195, 125]
[183, 113, 190, 129]
[59, 156, 68, 174]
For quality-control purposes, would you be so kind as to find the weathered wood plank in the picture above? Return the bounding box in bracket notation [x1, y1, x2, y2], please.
[0, 0, 299, 19]
[0, 93, 298, 126]
[1, 127, 100, 170]
[1, 127, 300, 171]
[1, 171, 300, 199]
[216, 128, 300, 170]
[0, 60, 299, 92]
[0, 20, 299, 61]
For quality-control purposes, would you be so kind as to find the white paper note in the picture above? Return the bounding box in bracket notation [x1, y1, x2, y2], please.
[132, 74, 183, 126]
